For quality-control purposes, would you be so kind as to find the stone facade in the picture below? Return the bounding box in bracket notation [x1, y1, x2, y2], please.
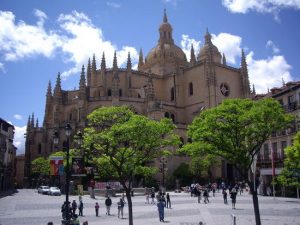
[25, 10, 251, 182]
[0, 117, 16, 191]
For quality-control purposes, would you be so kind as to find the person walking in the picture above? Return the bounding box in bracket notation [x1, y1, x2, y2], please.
[151, 191, 155, 204]
[95, 202, 100, 217]
[71, 200, 77, 216]
[203, 189, 209, 204]
[145, 193, 150, 204]
[78, 200, 83, 216]
[223, 189, 228, 204]
[117, 198, 125, 218]
[157, 199, 165, 222]
[105, 196, 112, 215]
[230, 188, 237, 209]
[166, 193, 171, 208]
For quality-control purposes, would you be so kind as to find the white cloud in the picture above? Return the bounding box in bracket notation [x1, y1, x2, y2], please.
[0, 10, 139, 79]
[222, 0, 300, 20]
[162, 0, 178, 6]
[247, 51, 292, 93]
[0, 62, 5, 73]
[14, 125, 26, 155]
[106, 2, 121, 8]
[266, 40, 280, 54]
[13, 114, 23, 120]
[180, 34, 201, 61]
[211, 33, 242, 64]
[0, 10, 61, 61]
[58, 11, 138, 79]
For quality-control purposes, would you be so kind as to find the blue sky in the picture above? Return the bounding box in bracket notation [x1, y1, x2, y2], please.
[1, 0, 300, 154]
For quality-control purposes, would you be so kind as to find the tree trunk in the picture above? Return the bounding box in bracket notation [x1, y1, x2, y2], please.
[125, 188, 133, 225]
[250, 181, 261, 225]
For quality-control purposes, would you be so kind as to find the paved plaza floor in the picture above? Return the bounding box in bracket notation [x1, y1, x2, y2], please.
[0, 189, 299, 225]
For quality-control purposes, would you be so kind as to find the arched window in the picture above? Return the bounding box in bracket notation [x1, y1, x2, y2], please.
[170, 113, 175, 123]
[189, 82, 193, 96]
[164, 112, 170, 118]
[119, 89, 122, 96]
[108, 89, 111, 96]
[128, 77, 131, 88]
[38, 143, 42, 154]
[170, 87, 175, 101]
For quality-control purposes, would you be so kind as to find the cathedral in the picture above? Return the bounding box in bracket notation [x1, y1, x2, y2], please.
[24, 10, 252, 182]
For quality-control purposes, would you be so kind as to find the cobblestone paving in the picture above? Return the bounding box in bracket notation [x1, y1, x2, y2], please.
[0, 189, 299, 225]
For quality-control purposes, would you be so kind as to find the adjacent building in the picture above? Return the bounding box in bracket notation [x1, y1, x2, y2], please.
[0, 117, 16, 191]
[25, 10, 252, 183]
[257, 81, 300, 195]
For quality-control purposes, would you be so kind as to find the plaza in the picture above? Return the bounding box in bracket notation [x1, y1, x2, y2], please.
[0, 189, 299, 225]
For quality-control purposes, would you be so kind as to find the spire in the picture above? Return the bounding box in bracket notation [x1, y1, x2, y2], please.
[92, 54, 96, 73]
[27, 115, 31, 132]
[205, 28, 212, 45]
[35, 118, 39, 128]
[101, 52, 106, 71]
[87, 58, 91, 86]
[54, 72, 62, 96]
[222, 53, 227, 65]
[163, 8, 168, 23]
[31, 113, 35, 128]
[113, 51, 118, 70]
[79, 65, 86, 90]
[47, 80, 52, 97]
[241, 49, 250, 97]
[252, 84, 256, 95]
[127, 52, 132, 71]
[138, 49, 144, 70]
[190, 44, 196, 65]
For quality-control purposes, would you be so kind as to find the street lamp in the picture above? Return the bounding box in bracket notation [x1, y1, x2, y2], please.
[160, 156, 168, 193]
[53, 124, 72, 225]
[64, 123, 72, 225]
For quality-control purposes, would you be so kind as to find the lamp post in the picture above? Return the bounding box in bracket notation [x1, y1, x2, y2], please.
[53, 123, 72, 225]
[160, 156, 168, 193]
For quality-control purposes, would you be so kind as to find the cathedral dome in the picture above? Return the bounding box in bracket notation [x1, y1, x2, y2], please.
[141, 9, 187, 74]
[198, 30, 222, 63]
[146, 42, 187, 65]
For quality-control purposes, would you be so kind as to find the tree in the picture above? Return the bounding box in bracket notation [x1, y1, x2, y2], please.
[185, 98, 291, 225]
[83, 106, 179, 225]
[277, 132, 300, 196]
[31, 157, 49, 176]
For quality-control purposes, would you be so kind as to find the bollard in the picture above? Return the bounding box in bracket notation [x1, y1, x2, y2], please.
[231, 214, 236, 225]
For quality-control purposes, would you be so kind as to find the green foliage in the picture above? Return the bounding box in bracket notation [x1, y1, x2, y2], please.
[277, 132, 300, 188]
[186, 98, 291, 175]
[31, 157, 49, 176]
[84, 106, 179, 188]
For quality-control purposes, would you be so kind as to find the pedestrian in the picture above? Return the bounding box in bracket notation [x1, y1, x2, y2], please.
[151, 191, 155, 204]
[78, 200, 83, 216]
[145, 193, 150, 204]
[223, 189, 228, 204]
[79, 194, 82, 202]
[203, 189, 209, 204]
[83, 221, 88, 225]
[157, 199, 165, 222]
[166, 193, 171, 208]
[95, 202, 100, 216]
[230, 188, 237, 209]
[71, 200, 77, 216]
[105, 196, 112, 215]
[161, 194, 166, 207]
[197, 188, 202, 203]
[47, 222, 53, 225]
[117, 198, 125, 218]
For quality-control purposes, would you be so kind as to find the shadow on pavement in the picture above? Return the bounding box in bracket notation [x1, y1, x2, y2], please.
[0, 189, 18, 199]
